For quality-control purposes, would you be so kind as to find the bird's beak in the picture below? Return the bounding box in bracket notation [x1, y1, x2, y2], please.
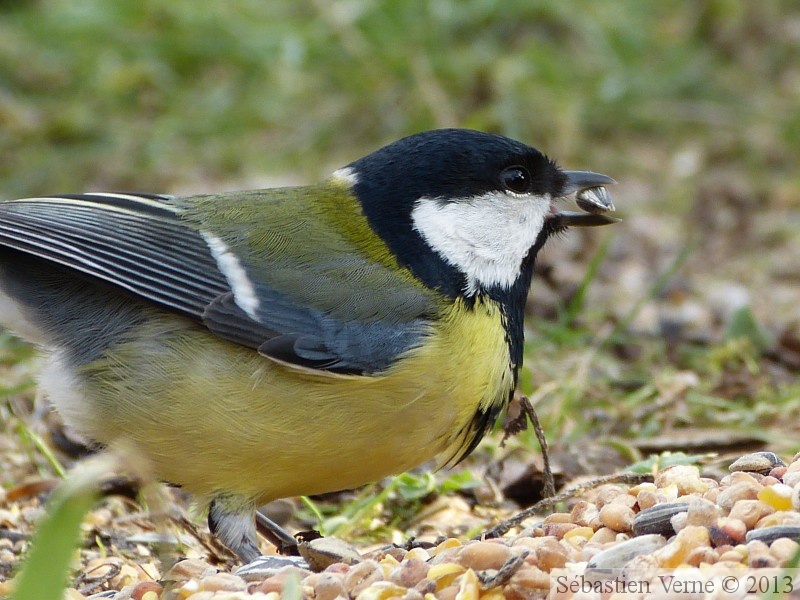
[548, 171, 620, 227]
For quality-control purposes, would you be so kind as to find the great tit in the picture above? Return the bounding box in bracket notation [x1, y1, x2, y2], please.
[0, 129, 616, 563]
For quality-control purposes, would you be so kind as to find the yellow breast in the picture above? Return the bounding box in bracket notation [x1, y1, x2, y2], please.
[75, 296, 514, 503]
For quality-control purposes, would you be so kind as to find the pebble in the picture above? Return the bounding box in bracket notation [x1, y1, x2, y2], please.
[426, 562, 465, 590]
[457, 541, 511, 571]
[130, 582, 163, 600]
[770, 537, 800, 562]
[610, 492, 638, 509]
[593, 484, 627, 508]
[756, 510, 800, 528]
[299, 536, 362, 571]
[718, 549, 745, 563]
[534, 537, 568, 571]
[636, 489, 659, 510]
[629, 482, 657, 496]
[570, 500, 599, 527]
[598, 503, 635, 532]
[404, 547, 431, 562]
[685, 545, 718, 566]
[717, 481, 762, 510]
[507, 567, 550, 593]
[771, 466, 788, 480]
[436, 585, 459, 600]
[655, 465, 707, 494]
[511, 536, 550, 552]
[751, 553, 779, 568]
[685, 497, 721, 527]
[344, 560, 384, 596]
[389, 558, 429, 588]
[657, 483, 680, 502]
[703, 486, 720, 504]
[708, 517, 747, 546]
[258, 572, 303, 595]
[313, 572, 348, 600]
[542, 522, 579, 539]
[34, 450, 800, 598]
[746, 539, 775, 568]
[413, 577, 436, 596]
[355, 581, 410, 600]
[728, 499, 774, 528]
[670, 511, 688, 533]
[542, 512, 572, 524]
[430, 538, 460, 555]
[562, 526, 594, 548]
[455, 567, 480, 600]
[655, 525, 710, 568]
[195, 573, 248, 593]
[164, 559, 219, 581]
[785, 471, 800, 488]
[721, 471, 761, 486]
[589, 527, 618, 545]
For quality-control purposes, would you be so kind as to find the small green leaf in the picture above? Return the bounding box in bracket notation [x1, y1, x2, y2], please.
[393, 472, 436, 501]
[439, 470, 481, 495]
[562, 235, 612, 325]
[626, 451, 712, 474]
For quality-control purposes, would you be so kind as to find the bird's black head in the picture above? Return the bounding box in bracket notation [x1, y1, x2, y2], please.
[340, 128, 616, 299]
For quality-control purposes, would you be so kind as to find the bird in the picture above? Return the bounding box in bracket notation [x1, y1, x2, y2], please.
[0, 128, 617, 564]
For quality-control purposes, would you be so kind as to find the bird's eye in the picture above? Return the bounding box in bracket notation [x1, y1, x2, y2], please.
[500, 166, 531, 194]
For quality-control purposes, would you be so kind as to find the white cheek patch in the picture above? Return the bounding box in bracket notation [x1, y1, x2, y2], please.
[201, 232, 260, 320]
[411, 191, 550, 293]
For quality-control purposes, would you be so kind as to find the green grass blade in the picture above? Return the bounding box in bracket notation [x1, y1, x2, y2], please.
[562, 234, 613, 326]
[12, 455, 118, 600]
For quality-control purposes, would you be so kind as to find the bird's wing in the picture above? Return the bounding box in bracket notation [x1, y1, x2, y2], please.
[0, 191, 440, 374]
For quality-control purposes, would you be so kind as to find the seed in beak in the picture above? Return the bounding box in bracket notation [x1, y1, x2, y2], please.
[576, 186, 615, 214]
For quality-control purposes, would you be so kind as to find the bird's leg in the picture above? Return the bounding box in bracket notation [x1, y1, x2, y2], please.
[255, 510, 300, 556]
[208, 494, 308, 579]
[208, 495, 262, 563]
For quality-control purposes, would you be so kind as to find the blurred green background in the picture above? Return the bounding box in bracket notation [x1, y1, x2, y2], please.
[2, 3, 800, 589]
[2, 0, 798, 197]
[1, 0, 799, 455]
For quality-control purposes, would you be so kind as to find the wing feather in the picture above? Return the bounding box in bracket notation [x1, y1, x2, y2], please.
[0, 195, 228, 315]
[0, 189, 439, 374]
